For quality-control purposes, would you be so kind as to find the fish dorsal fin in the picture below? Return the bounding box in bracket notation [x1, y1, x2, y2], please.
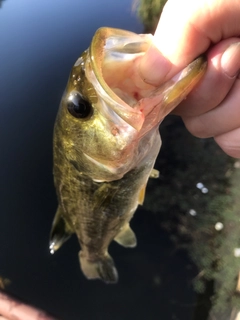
[114, 223, 137, 248]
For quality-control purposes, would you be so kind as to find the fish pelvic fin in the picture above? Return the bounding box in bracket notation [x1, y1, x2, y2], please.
[114, 223, 137, 248]
[150, 168, 160, 178]
[49, 206, 73, 254]
[79, 251, 118, 284]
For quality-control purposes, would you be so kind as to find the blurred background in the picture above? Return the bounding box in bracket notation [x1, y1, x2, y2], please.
[1, 0, 240, 319]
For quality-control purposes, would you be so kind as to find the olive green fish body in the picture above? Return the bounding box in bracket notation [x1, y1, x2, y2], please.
[52, 113, 160, 282]
[50, 28, 207, 283]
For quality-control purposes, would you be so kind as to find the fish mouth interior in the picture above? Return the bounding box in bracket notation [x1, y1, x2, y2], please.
[89, 29, 207, 131]
[89, 28, 154, 109]
[88, 30, 157, 131]
[101, 53, 155, 107]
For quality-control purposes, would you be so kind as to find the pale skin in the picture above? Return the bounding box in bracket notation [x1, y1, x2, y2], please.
[139, 0, 240, 158]
[0, 291, 58, 320]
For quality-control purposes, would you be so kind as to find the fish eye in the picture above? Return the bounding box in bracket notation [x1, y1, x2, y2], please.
[67, 92, 92, 119]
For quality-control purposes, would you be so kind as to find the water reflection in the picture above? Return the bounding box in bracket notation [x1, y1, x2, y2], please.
[144, 115, 240, 320]
[196, 182, 209, 194]
[214, 222, 224, 231]
[189, 209, 197, 216]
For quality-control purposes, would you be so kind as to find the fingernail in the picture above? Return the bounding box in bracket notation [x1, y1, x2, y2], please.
[221, 42, 240, 78]
[139, 44, 172, 85]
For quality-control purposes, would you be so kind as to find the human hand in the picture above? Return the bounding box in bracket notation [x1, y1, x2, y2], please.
[0, 291, 58, 320]
[139, 0, 240, 158]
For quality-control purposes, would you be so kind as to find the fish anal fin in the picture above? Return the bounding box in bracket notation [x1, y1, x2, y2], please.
[79, 251, 118, 284]
[49, 206, 73, 254]
[114, 223, 137, 248]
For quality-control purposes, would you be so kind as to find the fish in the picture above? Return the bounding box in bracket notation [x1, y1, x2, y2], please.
[49, 27, 207, 284]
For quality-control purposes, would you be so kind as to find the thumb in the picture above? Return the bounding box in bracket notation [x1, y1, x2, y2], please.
[139, 0, 239, 85]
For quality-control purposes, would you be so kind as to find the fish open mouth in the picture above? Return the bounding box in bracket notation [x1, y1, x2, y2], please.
[88, 28, 207, 133]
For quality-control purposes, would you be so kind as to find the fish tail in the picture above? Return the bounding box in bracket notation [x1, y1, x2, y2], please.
[79, 251, 118, 284]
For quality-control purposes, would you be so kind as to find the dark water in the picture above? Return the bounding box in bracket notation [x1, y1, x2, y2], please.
[1, 1, 240, 320]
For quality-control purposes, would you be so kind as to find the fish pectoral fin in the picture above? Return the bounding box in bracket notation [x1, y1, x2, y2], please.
[79, 251, 118, 284]
[93, 183, 118, 213]
[49, 206, 73, 254]
[114, 223, 137, 248]
[150, 168, 160, 178]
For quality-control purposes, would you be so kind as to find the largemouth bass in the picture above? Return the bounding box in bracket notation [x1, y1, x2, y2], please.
[50, 27, 207, 284]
